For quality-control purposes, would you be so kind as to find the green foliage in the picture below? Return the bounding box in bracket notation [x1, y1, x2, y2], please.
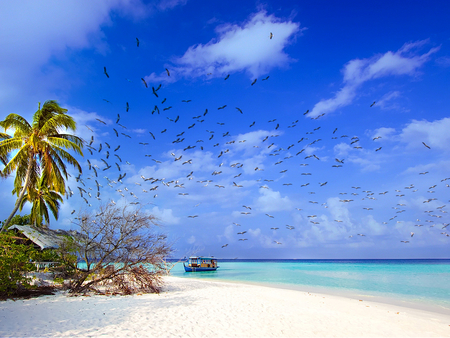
[0, 233, 39, 296]
[52, 277, 64, 285]
[54, 235, 79, 278]
[1, 214, 30, 230]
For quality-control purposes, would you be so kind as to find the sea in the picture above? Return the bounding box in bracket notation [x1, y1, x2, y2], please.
[168, 259, 450, 315]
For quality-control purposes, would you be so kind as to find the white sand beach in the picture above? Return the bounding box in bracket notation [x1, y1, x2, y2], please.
[0, 276, 449, 337]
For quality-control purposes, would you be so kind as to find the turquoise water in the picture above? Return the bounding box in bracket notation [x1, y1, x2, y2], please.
[169, 259, 450, 313]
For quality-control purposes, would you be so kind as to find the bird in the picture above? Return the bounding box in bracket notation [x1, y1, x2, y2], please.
[236, 107, 243, 114]
[422, 142, 431, 149]
[103, 67, 109, 78]
[224, 74, 230, 80]
[370, 101, 376, 107]
[165, 68, 170, 76]
[222, 244, 228, 248]
[141, 78, 148, 88]
[269, 32, 273, 39]
[262, 76, 269, 81]
[126, 102, 129, 112]
[251, 79, 257, 86]
[136, 37, 139, 47]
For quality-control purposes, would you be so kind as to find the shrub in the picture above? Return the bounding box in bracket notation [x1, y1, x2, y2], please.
[0, 233, 38, 297]
[65, 203, 172, 295]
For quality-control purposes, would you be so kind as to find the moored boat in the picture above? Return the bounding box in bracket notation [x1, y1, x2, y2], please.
[183, 256, 219, 272]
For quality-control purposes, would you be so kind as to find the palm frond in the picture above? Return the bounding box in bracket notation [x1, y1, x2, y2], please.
[0, 114, 32, 134]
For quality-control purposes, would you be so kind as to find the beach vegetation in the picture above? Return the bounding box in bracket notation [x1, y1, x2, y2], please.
[59, 203, 172, 295]
[1, 213, 31, 229]
[0, 100, 83, 232]
[0, 232, 40, 297]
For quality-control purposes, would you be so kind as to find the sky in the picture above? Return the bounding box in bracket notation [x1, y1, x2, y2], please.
[1, 0, 450, 259]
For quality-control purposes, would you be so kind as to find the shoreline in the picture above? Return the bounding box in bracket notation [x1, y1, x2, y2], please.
[0, 276, 449, 337]
[188, 276, 450, 316]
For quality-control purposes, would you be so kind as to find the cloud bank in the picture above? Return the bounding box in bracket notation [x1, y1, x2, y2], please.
[145, 10, 301, 82]
[308, 40, 440, 118]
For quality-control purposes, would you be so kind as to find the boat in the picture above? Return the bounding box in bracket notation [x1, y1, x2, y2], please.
[183, 256, 219, 272]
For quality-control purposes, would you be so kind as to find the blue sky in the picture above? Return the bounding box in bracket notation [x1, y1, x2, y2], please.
[1, 0, 450, 259]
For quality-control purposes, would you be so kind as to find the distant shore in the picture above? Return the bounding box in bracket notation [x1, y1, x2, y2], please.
[1, 276, 449, 337]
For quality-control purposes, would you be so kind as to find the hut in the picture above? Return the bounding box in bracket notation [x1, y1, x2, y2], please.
[7, 225, 84, 270]
[8, 224, 82, 250]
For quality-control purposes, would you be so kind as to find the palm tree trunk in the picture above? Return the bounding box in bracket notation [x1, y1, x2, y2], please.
[0, 160, 33, 232]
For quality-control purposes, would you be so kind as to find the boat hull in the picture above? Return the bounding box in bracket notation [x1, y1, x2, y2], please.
[183, 263, 218, 272]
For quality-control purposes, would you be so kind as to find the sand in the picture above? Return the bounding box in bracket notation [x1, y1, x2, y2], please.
[0, 276, 449, 337]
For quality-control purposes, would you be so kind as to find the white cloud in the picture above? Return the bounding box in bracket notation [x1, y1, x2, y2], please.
[370, 127, 396, 141]
[157, 0, 188, 10]
[399, 117, 450, 151]
[145, 10, 301, 82]
[0, 0, 149, 110]
[348, 157, 381, 172]
[150, 206, 180, 225]
[255, 188, 292, 212]
[375, 91, 403, 110]
[308, 40, 439, 118]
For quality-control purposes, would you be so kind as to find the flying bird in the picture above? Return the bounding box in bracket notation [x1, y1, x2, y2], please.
[224, 74, 230, 80]
[103, 67, 109, 78]
[251, 79, 257, 86]
[370, 101, 376, 107]
[136, 37, 139, 47]
[165, 68, 170, 76]
[422, 142, 431, 149]
[269, 32, 273, 39]
[141, 78, 148, 88]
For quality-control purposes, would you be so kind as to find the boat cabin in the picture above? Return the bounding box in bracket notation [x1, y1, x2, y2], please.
[184, 256, 218, 272]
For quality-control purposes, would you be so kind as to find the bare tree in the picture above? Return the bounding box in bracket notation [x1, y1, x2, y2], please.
[61, 203, 172, 295]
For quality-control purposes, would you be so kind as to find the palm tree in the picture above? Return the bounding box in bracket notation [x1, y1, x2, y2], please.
[17, 173, 64, 228]
[0, 100, 83, 231]
[0, 132, 10, 178]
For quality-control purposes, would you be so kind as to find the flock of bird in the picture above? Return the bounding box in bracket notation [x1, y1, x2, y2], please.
[67, 34, 448, 254]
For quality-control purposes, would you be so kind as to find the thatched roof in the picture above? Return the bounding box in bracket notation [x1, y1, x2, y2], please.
[9, 225, 84, 250]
